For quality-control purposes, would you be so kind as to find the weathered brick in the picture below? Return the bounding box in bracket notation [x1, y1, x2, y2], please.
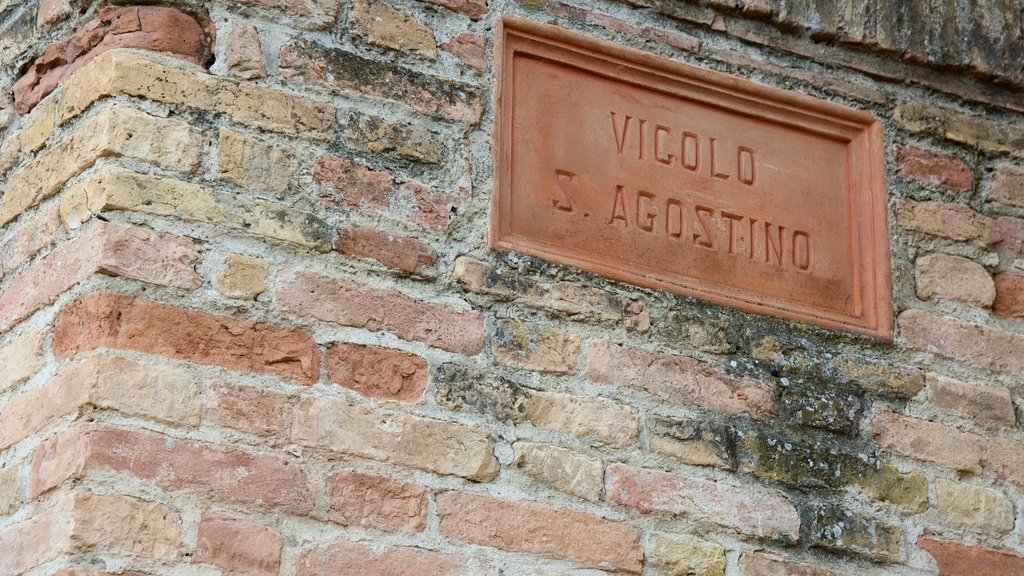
[512, 441, 603, 502]
[527, 391, 640, 446]
[0, 204, 59, 280]
[807, 504, 902, 560]
[895, 103, 1024, 157]
[53, 292, 319, 384]
[194, 514, 281, 576]
[223, 21, 267, 79]
[934, 480, 1014, 534]
[926, 373, 1015, 425]
[441, 33, 486, 72]
[545, 0, 700, 51]
[741, 432, 927, 510]
[0, 491, 181, 575]
[895, 199, 992, 244]
[2, 105, 202, 226]
[776, 377, 863, 435]
[230, 0, 339, 27]
[918, 537, 1024, 576]
[274, 267, 484, 354]
[993, 273, 1024, 317]
[434, 363, 532, 423]
[452, 257, 650, 331]
[738, 552, 850, 576]
[291, 394, 498, 481]
[297, 540, 467, 576]
[0, 222, 202, 333]
[0, 464, 18, 516]
[648, 532, 726, 576]
[206, 380, 289, 436]
[280, 38, 481, 123]
[650, 417, 736, 470]
[344, 112, 441, 163]
[62, 167, 333, 250]
[437, 491, 642, 573]
[36, 50, 334, 142]
[13, 6, 214, 113]
[350, 0, 437, 58]
[327, 470, 428, 533]
[37, 0, 72, 28]
[326, 342, 428, 402]
[29, 425, 313, 513]
[218, 128, 298, 194]
[872, 408, 1024, 486]
[916, 253, 996, 306]
[896, 144, 973, 191]
[990, 164, 1024, 208]
[0, 353, 202, 454]
[605, 463, 800, 539]
[0, 330, 44, 392]
[336, 226, 437, 274]
[899, 309, 1024, 373]
[830, 355, 925, 399]
[587, 340, 774, 419]
[493, 319, 581, 373]
[215, 254, 270, 300]
[422, 0, 486, 18]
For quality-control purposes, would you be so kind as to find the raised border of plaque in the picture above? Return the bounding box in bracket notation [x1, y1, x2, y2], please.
[491, 16, 893, 340]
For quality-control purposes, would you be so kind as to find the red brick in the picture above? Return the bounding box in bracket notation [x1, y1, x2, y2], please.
[895, 199, 992, 244]
[14, 6, 214, 113]
[545, 0, 700, 51]
[990, 164, 1024, 208]
[0, 491, 181, 575]
[53, 292, 319, 384]
[206, 380, 289, 436]
[327, 470, 428, 532]
[326, 343, 428, 402]
[313, 155, 391, 211]
[335, 226, 436, 274]
[274, 267, 484, 354]
[440, 33, 485, 72]
[896, 145, 973, 191]
[297, 540, 467, 576]
[29, 424, 314, 513]
[436, 491, 642, 573]
[419, 0, 486, 19]
[38, 0, 72, 28]
[991, 215, 1024, 258]
[586, 340, 774, 419]
[918, 537, 1024, 576]
[926, 374, 1016, 425]
[872, 408, 1024, 486]
[0, 223, 202, 333]
[223, 21, 267, 80]
[898, 309, 1024, 373]
[605, 463, 800, 540]
[993, 273, 1024, 317]
[194, 514, 282, 576]
[914, 253, 995, 306]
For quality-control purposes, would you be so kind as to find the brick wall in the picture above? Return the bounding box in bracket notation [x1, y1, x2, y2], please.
[0, 1, 1022, 575]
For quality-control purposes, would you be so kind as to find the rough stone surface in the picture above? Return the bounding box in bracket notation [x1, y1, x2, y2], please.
[650, 417, 736, 470]
[344, 112, 441, 163]
[807, 504, 902, 560]
[493, 319, 581, 373]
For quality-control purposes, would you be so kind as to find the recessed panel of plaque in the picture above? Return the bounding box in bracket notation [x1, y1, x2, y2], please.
[491, 17, 892, 340]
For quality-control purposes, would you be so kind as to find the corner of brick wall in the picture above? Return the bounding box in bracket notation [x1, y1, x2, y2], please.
[1, 1, 1022, 575]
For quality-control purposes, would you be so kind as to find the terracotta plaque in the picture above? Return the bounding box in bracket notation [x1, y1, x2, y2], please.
[491, 17, 892, 340]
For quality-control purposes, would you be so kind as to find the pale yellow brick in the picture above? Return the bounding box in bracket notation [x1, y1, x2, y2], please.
[526, 391, 639, 447]
[0, 330, 45, 392]
[935, 479, 1014, 534]
[218, 128, 299, 194]
[0, 464, 18, 516]
[216, 254, 270, 300]
[1, 105, 202, 226]
[512, 441, 603, 502]
[350, 0, 437, 58]
[648, 532, 726, 576]
[61, 166, 333, 250]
